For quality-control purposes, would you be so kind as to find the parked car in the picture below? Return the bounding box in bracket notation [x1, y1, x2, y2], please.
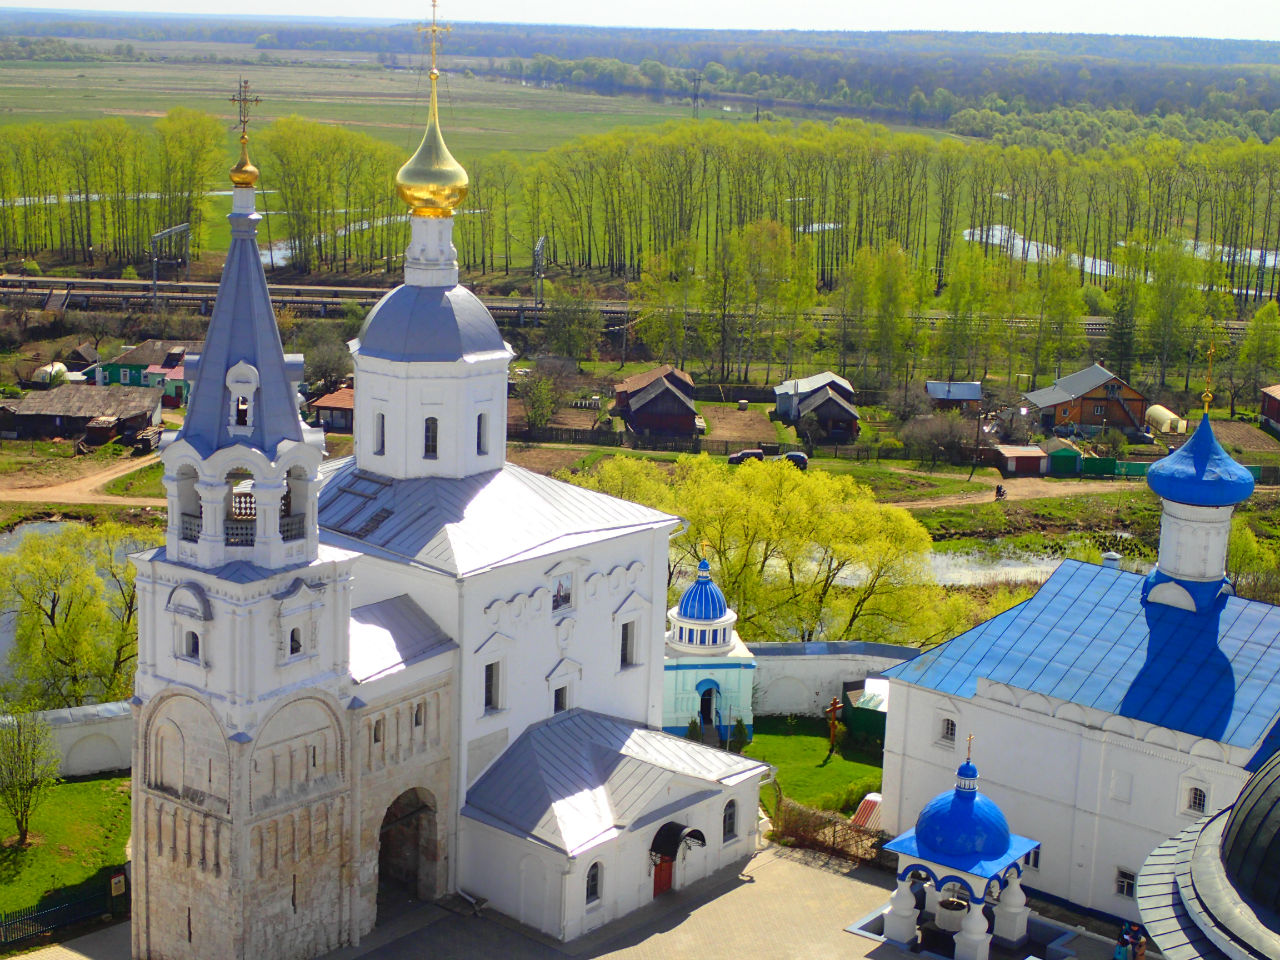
[727, 448, 764, 465]
[778, 451, 808, 470]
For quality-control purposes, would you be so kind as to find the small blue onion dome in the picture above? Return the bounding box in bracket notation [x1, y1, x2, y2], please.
[915, 760, 1012, 859]
[1147, 414, 1255, 508]
[677, 559, 728, 621]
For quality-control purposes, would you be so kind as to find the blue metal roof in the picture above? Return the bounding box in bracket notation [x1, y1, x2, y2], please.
[176, 203, 306, 460]
[677, 559, 728, 620]
[1147, 414, 1255, 507]
[883, 560, 1280, 769]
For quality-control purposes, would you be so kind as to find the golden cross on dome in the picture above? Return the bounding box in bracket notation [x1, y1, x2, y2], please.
[1203, 339, 1216, 413]
[416, 0, 451, 75]
[966, 732, 976, 761]
[230, 79, 261, 137]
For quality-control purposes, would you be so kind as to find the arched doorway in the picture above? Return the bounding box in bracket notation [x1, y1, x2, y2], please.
[378, 788, 438, 909]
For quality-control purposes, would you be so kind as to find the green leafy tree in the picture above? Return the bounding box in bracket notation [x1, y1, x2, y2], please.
[0, 706, 60, 846]
[1143, 238, 1200, 387]
[516, 374, 562, 429]
[1239, 301, 1280, 401]
[1, 523, 162, 708]
[543, 288, 603, 364]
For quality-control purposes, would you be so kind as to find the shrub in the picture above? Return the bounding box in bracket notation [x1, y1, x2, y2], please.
[728, 718, 750, 753]
[685, 717, 702, 741]
[120, 264, 139, 280]
[22, 259, 41, 276]
[878, 437, 905, 458]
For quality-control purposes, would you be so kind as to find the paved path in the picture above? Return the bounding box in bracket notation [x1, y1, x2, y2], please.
[0, 454, 163, 507]
[21, 847, 904, 960]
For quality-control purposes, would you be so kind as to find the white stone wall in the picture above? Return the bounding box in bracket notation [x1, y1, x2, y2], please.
[749, 642, 917, 716]
[881, 678, 1251, 921]
[27, 702, 132, 776]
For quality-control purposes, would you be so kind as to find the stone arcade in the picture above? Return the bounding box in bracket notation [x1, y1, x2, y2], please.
[129, 62, 767, 960]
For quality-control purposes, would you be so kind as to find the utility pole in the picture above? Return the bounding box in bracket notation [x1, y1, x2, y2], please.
[692, 74, 703, 120]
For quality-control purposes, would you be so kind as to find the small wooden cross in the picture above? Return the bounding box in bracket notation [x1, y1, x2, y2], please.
[230, 78, 261, 136]
[416, 0, 451, 74]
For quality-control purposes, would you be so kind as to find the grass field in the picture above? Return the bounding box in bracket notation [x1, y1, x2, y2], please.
[103, 460, 165, 498]
[742, 715, 882, 815]
[0, 774, 131, 913]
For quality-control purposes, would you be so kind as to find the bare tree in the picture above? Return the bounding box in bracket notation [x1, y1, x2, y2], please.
[0, 705, 61, 846]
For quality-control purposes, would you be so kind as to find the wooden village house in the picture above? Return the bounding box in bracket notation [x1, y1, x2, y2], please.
[613, 365, 698, 435]
[1022, 363, 1148, 434]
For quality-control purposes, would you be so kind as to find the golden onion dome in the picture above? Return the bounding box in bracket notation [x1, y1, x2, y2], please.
[395, 69, 468, 217]
[229, 133, 259, 188]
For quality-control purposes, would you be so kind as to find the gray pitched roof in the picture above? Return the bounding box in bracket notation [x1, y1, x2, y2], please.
[925, 381, 982, 401]
[174, 203, 306, 460]
[462, 709, 769, 855]
[774, 371, 853, 397]
[317, 459, 678, 577]
[1023, 363, 1119, 409]
[349, 594, 455, 683]
[3, 384, 161, 419]
[106, 339, 202, 368]
[797, 386, 859, 419]
[629, 376, 697, 414]
[356, 284, 510, 363]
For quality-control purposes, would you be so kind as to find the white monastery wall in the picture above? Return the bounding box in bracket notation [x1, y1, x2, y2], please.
[749, 642, 916, 716]
[29, 702, 132, 776]
[881, 679, 1250, 921]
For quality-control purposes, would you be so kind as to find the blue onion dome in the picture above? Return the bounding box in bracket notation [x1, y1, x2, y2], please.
[1147, 414, 1255, 507]
[677, 558, 728, 621]
[1221, 747, 1280, 915]
[915, 760, 1012, 859]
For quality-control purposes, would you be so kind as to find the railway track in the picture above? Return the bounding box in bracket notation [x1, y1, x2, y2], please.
[0, 274, 1244, 338]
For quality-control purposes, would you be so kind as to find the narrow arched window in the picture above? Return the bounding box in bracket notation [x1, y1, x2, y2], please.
[374, 412, 386, 456]
[235, 395, 249, 426]
[1188, 786, 1207, 813]
[424, 417, 438, 459]
[182, 630, 200, 660]
[414, 703, 424, 727]
[476, 412, 488, 455]
[289, 627, 302, 656]
[586, 861, 601, 904]
[723, 799, 737, 841]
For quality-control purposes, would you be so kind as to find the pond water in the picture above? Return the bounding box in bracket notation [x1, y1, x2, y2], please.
[928, 548, 1062, 586]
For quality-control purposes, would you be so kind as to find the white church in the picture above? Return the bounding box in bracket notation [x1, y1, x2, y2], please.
[881, 408, 1280, 922]
[127, 65, 768, 960]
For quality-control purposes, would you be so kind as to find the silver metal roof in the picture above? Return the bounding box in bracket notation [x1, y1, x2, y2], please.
[774, 371, 853, 397]
[317, 459, 678, 576]
[355, 284, 511, 363]
[1022, 362, 1119, 410]
[462, 709, 769, 856]
[349, 593, 456, 683]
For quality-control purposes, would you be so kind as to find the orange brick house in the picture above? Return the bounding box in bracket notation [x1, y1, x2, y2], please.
[1022, 363, 1148, 434]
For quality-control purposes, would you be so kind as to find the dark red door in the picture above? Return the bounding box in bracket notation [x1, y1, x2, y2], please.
[653, 856, 673, 896]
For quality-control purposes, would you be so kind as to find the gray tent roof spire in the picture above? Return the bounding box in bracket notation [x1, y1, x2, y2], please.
[174, 187, 309, 460]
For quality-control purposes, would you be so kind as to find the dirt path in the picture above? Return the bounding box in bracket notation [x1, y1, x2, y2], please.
[887, 475, 1146, 509]
[0, 454, 164, 506]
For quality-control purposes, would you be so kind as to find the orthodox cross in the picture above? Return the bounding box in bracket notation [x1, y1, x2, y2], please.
[416, 0, 450, 74]
[230, 79, 261, 136]
[1203, 340, 1216, 413]
[966, 732, 976, 761]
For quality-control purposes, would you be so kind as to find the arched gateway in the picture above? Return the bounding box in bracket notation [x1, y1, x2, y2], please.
[379, 788, 439, 904]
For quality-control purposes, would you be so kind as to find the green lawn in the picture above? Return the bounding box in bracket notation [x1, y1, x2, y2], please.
[743, 715, 882, 815]
[809, 461, 998, 501]
[0, 774, 132, 913]
[103, 461, 165, 498]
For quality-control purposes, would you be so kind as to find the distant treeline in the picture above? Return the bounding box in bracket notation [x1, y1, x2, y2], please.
[4, 12, 1280, 127]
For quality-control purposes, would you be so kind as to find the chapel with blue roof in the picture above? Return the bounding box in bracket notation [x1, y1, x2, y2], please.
[880, 407, 1280, 923]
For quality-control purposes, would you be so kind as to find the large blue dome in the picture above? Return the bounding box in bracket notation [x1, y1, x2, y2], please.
[1147, 414, 1255, 508]
[677, 559, 728, 621]
[357, 283, 507, 363]
[915, 765, 1012, 859]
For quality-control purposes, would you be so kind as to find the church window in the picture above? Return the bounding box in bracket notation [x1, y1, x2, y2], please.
[235, 395, 249, 426]
[484, 662, 501, 711]
[1115, 868, 1136, 898]
[586, 862, 601, 904]
[181, 630, 200, 661]
[476, 412, 488, 455]
[940, 717, 957, 744]
[423, 417, 438, 459]
[554, 685, 568, 713]
[620, 620, 636, 667]
[414, 703, 424, 727]
[699, 629, 707, 645]
[723, 800, 737, 841]
[289, 627, 302, 657]
[373, 719, 384, 744]
[374, 413, 386, 456]
[1023, 848, 1040, 870]
[1188, 786, 1207, 813]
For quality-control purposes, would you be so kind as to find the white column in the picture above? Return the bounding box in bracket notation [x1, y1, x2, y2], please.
[196, 479, 226, 567]
[953, 900, 992, 960]
[882, 878, 919, 944]
[993, 873, 1030, 945]
[924, 881, 942, 916]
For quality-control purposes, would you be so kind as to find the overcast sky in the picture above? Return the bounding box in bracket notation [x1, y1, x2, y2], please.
[3, 0, 1280, 41]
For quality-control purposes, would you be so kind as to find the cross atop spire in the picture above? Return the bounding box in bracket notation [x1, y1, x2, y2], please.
[966, 732, 976, 762]
[1203, 340, 1216, 414]
[416, 0, 451, 76]
[230, 78, 261, 137]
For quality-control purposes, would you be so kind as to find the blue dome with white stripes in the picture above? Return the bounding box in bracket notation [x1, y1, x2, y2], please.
[677, 559, 728, 621]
